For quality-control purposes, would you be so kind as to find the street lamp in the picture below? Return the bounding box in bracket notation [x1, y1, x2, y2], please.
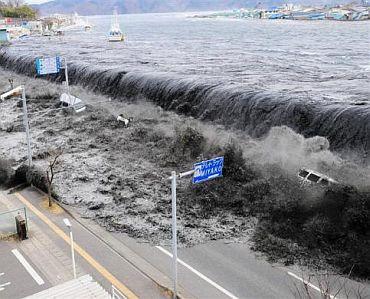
[63, 218, 76, 279]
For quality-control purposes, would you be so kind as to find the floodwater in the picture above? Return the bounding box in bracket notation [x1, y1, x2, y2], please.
[9, 13, 370, 100]
[2, 13, 370, 153]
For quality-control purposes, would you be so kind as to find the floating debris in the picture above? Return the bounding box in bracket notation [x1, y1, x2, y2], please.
[298, 168, 338, 187]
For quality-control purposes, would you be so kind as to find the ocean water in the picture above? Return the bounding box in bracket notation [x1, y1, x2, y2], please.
[8, 13, 370, 101]
[2, 13, 370, 152]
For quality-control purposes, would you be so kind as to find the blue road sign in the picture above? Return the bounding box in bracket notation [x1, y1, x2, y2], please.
[193, 157, 224, 184]
[35, 56, 62, 75]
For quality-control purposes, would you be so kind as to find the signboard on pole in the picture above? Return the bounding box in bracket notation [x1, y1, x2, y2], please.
[193, 157, 224, 184]
[35, 56, 62, 75]
[168, 156, 225, 297]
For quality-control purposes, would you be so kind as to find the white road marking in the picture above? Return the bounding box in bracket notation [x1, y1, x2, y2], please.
[0, 273, 4, 276]
[156, 246, 239, 299]
[287, 271, 336, 299]
[11, 249, 45, 286]
[0, 282, 11, 292]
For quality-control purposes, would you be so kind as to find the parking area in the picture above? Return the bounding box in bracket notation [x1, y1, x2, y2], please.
[0, 241, 50, 299]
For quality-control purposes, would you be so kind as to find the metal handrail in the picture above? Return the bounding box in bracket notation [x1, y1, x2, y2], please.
[0, 207, 28, 231]
[111, 285, 127, 299]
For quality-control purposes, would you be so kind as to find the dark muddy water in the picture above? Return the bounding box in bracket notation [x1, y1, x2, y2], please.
[10, 13, 370, 100]
[2, 13, 370, 153]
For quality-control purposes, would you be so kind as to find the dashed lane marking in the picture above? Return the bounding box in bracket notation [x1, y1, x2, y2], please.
[0, 282, 11, 292]
[156, 245, 239, 299]
[287, 271, 337, 299]
[12, 249, 45, 286]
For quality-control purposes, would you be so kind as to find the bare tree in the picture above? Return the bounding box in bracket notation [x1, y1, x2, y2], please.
[46, 148, 63, 207]
[291, 269, 370, 299]
[5, 0, 24, 7]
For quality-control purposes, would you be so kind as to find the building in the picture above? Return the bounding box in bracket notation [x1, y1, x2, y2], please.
[26, 20, 43, 34]
[0, 28, 10, 43]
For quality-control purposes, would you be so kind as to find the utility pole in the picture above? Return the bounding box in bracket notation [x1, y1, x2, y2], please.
[171, 171, 178, 298]
[21, 86, 32, 167]
[63, 57, 77, 107]
[64, 57, 70, 95]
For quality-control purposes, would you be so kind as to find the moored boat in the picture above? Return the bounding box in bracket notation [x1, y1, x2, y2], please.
[108, 9, 124, 42]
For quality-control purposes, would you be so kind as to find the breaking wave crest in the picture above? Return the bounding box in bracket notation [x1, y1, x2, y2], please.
[0, 50, 369, 155]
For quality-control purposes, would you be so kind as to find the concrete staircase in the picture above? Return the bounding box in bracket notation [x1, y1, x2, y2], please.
[22, 275, 110, 299]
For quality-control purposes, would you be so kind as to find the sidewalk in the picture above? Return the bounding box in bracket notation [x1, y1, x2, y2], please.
[0, 187, 168, 299]
[0, 190, 73, 298]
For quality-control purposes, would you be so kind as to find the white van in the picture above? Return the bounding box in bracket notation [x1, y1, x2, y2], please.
[60, 93, 86, 113]
[298, 168, 338, 187]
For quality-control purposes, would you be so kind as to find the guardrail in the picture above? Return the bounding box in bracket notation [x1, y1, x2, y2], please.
[0, 207, 28, 239]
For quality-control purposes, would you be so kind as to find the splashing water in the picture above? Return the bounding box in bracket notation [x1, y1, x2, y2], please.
[0, 14, 369, 157]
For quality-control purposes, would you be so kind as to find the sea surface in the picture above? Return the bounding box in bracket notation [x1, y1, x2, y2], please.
[8, 13, 370, 102]
[2, 13, 370, 153]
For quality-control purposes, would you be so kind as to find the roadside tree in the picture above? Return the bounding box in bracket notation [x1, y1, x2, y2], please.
[46, 148, 63, 207]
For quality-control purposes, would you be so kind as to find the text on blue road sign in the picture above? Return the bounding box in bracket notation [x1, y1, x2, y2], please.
[35, 56, 62, 75]
[193, 157, 224, 184]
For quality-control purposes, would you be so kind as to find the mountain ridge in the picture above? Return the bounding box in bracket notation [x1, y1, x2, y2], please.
[33, 0, 350, 16]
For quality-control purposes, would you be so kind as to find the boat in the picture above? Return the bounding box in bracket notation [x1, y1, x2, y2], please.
[108, 9, 124, 42]
[84, 17, 92, 31]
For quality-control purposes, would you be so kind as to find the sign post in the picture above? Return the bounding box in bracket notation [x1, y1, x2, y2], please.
[35, 56, 75, 106]
[21, 86, 32, 167]
[169, 157, 224, 298]
[64, 57, 70, 95]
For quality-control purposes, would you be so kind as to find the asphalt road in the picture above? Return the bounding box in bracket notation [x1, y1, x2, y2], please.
[0, 242, 51, 299]
[4, 188, 369, 299]
[115, 234, 299, 298]
[6, 188, 166, 299]
[113, 227, 370, 299]
[176, 242, 295, 298]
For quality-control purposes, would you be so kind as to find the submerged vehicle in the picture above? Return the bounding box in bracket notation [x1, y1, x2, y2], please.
[108, 9, 124, 42]
[298, 168, 338, 187]
[60, 93, 86, 113]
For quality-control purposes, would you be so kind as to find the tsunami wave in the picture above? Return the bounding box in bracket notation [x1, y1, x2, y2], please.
[0, 50, 369, 155]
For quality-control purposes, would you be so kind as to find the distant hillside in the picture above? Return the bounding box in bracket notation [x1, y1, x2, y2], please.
[32, 0, 353, 16]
